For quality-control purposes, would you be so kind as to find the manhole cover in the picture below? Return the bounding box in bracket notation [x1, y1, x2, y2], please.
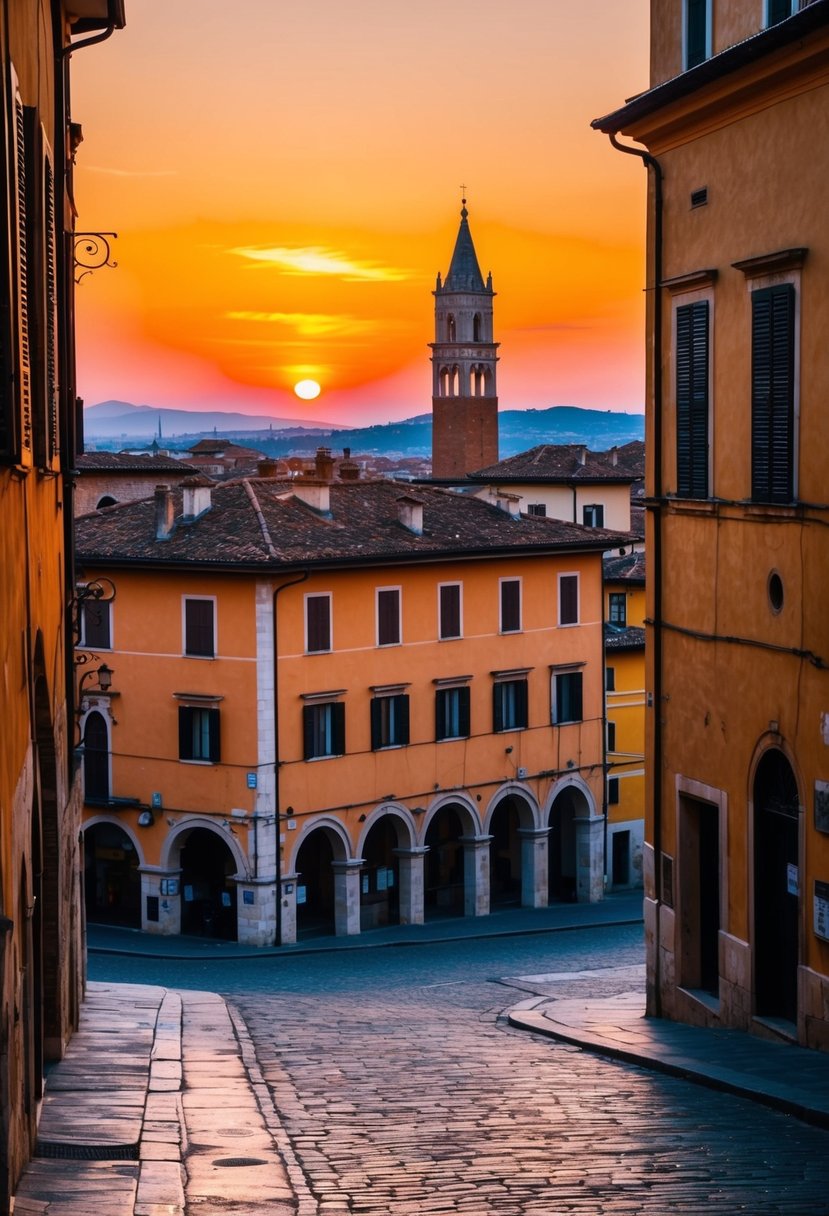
[217, 1127, 255, 1137]
[36, 1140, 139, 1161]
[213, 1157, 268, 1168]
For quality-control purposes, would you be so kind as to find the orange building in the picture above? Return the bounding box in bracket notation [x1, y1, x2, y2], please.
[75, 468, 628, 945]
[595, 2, 829, 1047]
[0, 0, 126, 1202]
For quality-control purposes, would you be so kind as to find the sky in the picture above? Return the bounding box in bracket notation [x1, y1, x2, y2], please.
[71, 1, 650, 428]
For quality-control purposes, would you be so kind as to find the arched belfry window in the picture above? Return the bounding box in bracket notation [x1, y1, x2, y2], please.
[447, 314, 456, 342]
[83, 710, 110, 803]
[473, 313, 482, 342]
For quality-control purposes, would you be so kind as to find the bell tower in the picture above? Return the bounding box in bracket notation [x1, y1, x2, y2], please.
[430, 200, 499, 478]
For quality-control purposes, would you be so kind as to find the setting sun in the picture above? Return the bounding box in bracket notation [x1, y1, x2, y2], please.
[294, 379, 322, 400]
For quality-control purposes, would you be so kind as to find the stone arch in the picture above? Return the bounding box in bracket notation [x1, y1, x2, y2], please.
[96, 495, 117, 509]
[83, 818, 142, 929]
[356, 804, 417, 857]
[750, 741, 802, 1022]
[446, 313, 456, 341]
[421, 795, 480, 918]
[545, 776, 599, 903]
[291, 817, 352, 938]
[486, 786, 539, 908]
[473, 312, 482, 341]
[164, 820, 246, 940]
[82, 709, 110, 802]
[160, 816, 249, 878]
[357, 806, 415, 931]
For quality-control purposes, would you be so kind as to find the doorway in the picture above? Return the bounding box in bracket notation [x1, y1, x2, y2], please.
[754, 749, 800, 1022]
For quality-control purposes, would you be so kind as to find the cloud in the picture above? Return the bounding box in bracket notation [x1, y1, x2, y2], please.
[226, 310, 377, 337]
[84, 165, 178, 178]
[229, 245, 409, 282]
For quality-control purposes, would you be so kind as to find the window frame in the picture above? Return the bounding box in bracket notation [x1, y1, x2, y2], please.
[607, 720, 617, 752]
[492, 675, 529, 733]
[582, 504, 604, 528]
[82, 708, 111, 802]
[79, 597, 112, 650]
[438, 581, 462, 641]
[675, 296, 712, 499]
[527, 502, 547, 517]
[552, 668, 584, 725]
[608, 592, 627, 627]
[605, 665, 616, 692]
[765, 0, 799, 27]
[557, 572, 579, 627]
[178, 705, 221, 764]
[750, 280, 798, 505]
[608, 776, 620, 806]
[183, 595, 217, 659]
[499, 577, 521, 634]
[376, 586, 402, 648]
[370, 692, 410, 750]
[683, 0, 712, 70]
[305, 591, 332, 654]
[303, 699, 346, 760]
[435, 684, 471, 742]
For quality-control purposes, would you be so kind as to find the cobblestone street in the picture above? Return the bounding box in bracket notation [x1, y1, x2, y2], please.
[236, 957, 829, 1215]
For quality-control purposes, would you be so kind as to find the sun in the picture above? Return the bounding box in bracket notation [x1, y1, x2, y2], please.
[294, 379, 321, 400]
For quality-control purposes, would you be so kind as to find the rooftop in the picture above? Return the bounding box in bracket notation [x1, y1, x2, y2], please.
[76, 451, 197, 474]
[468, 443, 642, 485]
[605, 624, 646, 652]
[604, 550, 646, 584]
[76, 476, 631, 572]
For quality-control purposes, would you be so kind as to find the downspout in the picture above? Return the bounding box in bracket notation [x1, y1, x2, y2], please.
[272, 571, 309, 946]
[607, 132, 664, 1016]
[601, 557, 608, 893]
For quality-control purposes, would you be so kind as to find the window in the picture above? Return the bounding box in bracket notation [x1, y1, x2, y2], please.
[605, 665, 616, 692]
[28, 118, 59, 471]
[527, 503, 546, 517]
[83, 710, 109, 802]
[493, 678, 528, 732]
[751, 284, 795, 504]
[179, 706, 220, 763]
[558, 574, 579, 626]
[303, 701, 345, 760]
[766, 0, 799, 26]
[608, 777, 620, 806]
[553, 670, 583, 724]
[370, 693, 409, 750]
[608, 593, 627, 627]
[439, 583, 462, 640]
[435, 685, 470, 741]
[583, 504, 604, 528]
[305, 593, 331, 653]
[684, 0, 711, 69]
[80, 598, 112, 649]
[376, 588, 401, 647]
[607, 720, 617, 751]
[676, 299, 710, 498]
[184, 598, 215, 658]
[499, 579, 521, 633]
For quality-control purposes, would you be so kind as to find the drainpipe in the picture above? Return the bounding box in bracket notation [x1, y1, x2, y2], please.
[607, 132, 664, 1015]
[272, 571, 309, 946]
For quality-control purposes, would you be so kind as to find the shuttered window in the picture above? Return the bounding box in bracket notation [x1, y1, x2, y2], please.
[376, 588, 401, 646]
[435, 686, 470, 741]
[179, 707, 220, 763]
[439, 583, 462, 639]
[0, 76, 14, 460]
[558, 574, 579, 626]
[303, 702, 345, 759]
[305, 593, 331, 653]
[676, 300, 709, 498]
[30, 134, 58, 469]
[370, 694, 410, 749]
[553, 671, 583, 724]
[500, 579, 521, 633]
[751, 284, 795, 504]
[83, 711, 110, 801]
[81, 600, 111, 650]
[493, 679, 528, 732]
[184, 598, 215, 657]
[685, 0, 709, 69]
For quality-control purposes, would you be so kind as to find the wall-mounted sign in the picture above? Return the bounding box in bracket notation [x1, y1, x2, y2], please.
[297, 885, 307, 905]
[815, 881, 829, 942]
[160, 878, 179, 896]
[815, 781, 829, 834]
[246, 772, 257, 789]
[243, 889, 254, 906]
[787, 863, 799, 897]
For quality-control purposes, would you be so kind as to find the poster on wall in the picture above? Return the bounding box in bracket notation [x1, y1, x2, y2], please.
[815, 880, 829, 942]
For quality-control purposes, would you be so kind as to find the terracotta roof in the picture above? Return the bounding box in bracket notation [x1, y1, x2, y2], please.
[75, 477, 632, 572]
[604, 550, 646, 584]
[468, 444, 639, 484]
[605, 624, 645, 652]
[76, 452, 197, 474]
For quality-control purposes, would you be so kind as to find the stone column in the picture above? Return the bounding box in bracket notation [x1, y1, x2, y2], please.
[278, 872, 299, 946]
[393, 846, 429, 925]
[517, 827, 550, 908]
[332, 860, 363, 936]
[574, 812, 605, 903]
[139, 867, 181, 936]
[460, 835, 492, 918]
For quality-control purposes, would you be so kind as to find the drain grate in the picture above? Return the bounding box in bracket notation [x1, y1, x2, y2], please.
[213, 1156, 268, 1168]
[216, 1127, 255, 1137]
[36, 1140, 139, 1161]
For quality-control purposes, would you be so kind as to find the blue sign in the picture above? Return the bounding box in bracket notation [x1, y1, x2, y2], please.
[246, 772, 257, 789]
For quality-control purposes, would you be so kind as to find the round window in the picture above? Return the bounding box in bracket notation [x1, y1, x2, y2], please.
[768, 571, 784, 614]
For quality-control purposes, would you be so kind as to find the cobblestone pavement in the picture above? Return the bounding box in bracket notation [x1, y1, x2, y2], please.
[236, 969, 829, 1216]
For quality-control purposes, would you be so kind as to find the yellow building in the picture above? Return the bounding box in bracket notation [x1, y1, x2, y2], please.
[75, 466, 627, 945]
[604, 552, 646, 891]
[594, 2, 829, 1048]
[0, 0, 126, 1201]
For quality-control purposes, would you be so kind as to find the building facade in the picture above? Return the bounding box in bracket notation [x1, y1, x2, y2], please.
[430, 202, 499, 479]
[595, 0, 829, 1048]
[76, 471, 628, 946]
[0, 1, 126, 1205]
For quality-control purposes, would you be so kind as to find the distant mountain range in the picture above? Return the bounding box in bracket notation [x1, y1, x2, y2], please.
[83, 400, 644, 460]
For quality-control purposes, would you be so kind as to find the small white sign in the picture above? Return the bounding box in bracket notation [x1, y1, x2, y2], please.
[787, 863, 799, 897]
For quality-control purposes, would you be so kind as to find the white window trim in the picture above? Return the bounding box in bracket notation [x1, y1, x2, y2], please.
[498, 576, 522, 634]
[304, 591, 333, 654]
[181, 594, 217, 659]
[78, 595, 113, 651]
[682, 0, 712, 70]
[671, 285, 715, 499]
[557, 572, 580, 628]
[438, 581, 463, 640]
[375, 585, 402, 648]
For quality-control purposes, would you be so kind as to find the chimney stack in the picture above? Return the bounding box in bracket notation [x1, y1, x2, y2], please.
[154, 484, 175, 540]
[182, 477, 212, 520]
[609, 446, 618, 467]
[576, 445, 587, 466]
[314, 446, 335, 481]
[397, 494, 424, 535]
[257, 458, 279, 479]
[339, 447, 360, 481]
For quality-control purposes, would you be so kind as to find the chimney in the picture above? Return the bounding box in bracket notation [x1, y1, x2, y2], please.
[292, 480, 331, 515]
[339, 447, 360, 481]
[182, 477, 212, 519]
[609, 446, 618, 467]
[154, 484, 175, 540]
[576, 445, 587, 466]
[397, 494, 424, 535]
[314, 446, 335, 481]
[257, 458, 279, 479]
[494, 488, 522, 519]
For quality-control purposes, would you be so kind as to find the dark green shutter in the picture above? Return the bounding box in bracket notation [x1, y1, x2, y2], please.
[573, 674, 583, 723]
[768, 0, 792, 25]
[398, 695, 410, 745]
[493, 684, 504, 733]
[676, 300, 709, 498]
[208, 709, 221, 763]
[370, 698, 382, 750]
[686, 0, 708, 68]
[179, 707, 192, 760]
[458, 686, 470, 737]
[332, 702, 346, 755]
[751, 285, 794, 504]
[516, 679, 529, 729]
[559, 575, 578, 625]
[302, 705, 315, 759]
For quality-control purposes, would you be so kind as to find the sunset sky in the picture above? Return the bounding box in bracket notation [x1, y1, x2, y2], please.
[71, 1, 649, 428]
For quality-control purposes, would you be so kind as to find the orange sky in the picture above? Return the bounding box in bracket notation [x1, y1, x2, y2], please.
[70, 1, 649, 428]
